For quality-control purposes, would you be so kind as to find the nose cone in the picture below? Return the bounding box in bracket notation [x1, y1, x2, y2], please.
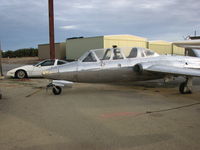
[42, 67, 59, 79]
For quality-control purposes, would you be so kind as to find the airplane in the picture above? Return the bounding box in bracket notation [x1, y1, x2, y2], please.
[42, 46, 200, 95]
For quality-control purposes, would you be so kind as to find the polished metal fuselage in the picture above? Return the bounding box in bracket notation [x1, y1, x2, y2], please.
[43, 55, 200, 83]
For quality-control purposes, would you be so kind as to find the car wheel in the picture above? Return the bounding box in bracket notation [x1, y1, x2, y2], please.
[16, 70, 27, 79]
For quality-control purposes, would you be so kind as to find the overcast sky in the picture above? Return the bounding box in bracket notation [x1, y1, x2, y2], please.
[0, 0, 199, 50]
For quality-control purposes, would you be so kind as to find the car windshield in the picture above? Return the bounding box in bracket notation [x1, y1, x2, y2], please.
[34, 60, 55, 66]
[34, 61, 45, 66]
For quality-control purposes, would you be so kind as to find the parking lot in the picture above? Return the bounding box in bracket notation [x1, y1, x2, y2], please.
[0, 73, 200, 150]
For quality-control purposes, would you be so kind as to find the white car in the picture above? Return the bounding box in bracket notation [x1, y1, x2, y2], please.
[7, 59, 67, 79]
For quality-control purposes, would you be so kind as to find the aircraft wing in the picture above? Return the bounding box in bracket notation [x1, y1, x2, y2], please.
[173, 40, 200, 49]
[145, 65, 200, 77]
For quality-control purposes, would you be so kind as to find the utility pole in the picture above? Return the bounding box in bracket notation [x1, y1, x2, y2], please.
[0, 41, 3, 77]
[0, 41, 2, 100]
[48, 0, 55, 59]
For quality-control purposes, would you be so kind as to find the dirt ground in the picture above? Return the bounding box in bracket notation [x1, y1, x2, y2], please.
[0, 78, 200, 150]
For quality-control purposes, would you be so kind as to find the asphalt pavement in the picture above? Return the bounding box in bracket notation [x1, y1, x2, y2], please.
[2, 63, 25, 76]
[0, 78, 200, 150]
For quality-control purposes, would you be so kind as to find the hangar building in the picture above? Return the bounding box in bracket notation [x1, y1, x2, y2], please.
[38, 42, 66, 59]
[66, 35, 148, 60]
[38, 34, 185, 60]
[149, 40, 185, 55]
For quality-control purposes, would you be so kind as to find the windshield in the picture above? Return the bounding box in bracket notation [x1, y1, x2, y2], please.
[34, 60, 56, 66]
[34, 60, 46, 66]
[82, 53, 97, 62]
[79, 47, 159, 62]
[93, 49, 105, 60]
[93, 48, 125, 60]
[126, 47, 159, 58]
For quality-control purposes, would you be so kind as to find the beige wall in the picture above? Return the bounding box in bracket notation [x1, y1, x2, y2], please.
[148, 41, 172, 54]
[149, 41, 185, 55]
[58, 42, 66, 59]
[66, 35, 148, 60]
[172, 45, 185, 55]
[104, 35, 148, 56]
[104, 35, 148, 48]
[149, 45, 172, 54]
[66, 37, 104, 60]
[39, 35, 185, 60]
[38, 43, 66, 60]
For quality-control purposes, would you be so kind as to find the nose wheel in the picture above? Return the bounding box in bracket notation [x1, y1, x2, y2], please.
[179, 77, 192, 94]
[46, 83, 62, 95]
[52, 86, 62, 95]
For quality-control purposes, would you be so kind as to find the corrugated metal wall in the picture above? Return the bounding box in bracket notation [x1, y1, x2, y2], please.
[38, 35, 186, 60]
[104, 35, 148, 48]
[148, 41, 172, 54]
[38, 43, 66, 60]
[66, 36, 104, 60]
[148, 41, 185, 55]
[104, 35, 148, 57]
[172, 45, 185, 55]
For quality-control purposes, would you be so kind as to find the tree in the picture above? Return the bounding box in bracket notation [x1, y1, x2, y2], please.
[2, 48, 38, 58]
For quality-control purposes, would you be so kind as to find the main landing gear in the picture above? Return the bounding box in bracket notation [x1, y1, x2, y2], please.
[179, 77, 193, 94]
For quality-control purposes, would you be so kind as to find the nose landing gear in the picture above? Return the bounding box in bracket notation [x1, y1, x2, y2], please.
[46, 83, 62, 95]
[179, 77, 193, 94]
[46, 80, 73, 95]
[52, 86, 62, 95]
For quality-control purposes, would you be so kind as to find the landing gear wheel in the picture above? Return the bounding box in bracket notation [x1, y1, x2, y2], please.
[16, 70, 26, 79]
[179, 82, 192, 94]
[52, 86, 62, 95]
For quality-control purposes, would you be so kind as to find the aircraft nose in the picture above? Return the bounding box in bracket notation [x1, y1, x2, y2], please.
[42, 67, 59, 79]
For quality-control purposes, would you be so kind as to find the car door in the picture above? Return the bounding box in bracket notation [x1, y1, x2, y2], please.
[31, 60, 55, 77]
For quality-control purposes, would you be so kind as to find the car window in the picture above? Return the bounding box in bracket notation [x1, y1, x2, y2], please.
[57, 60, 66, 65]
[40, 60, 55, 66]
[82, 53, 97, 62]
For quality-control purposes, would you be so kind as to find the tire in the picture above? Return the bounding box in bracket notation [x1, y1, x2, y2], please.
[16, 70, 27, 79]
[179, 82, 192, 94]
[52, 86, 62, 95]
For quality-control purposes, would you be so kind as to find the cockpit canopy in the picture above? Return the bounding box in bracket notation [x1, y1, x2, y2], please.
[79, 47, 159, 62]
